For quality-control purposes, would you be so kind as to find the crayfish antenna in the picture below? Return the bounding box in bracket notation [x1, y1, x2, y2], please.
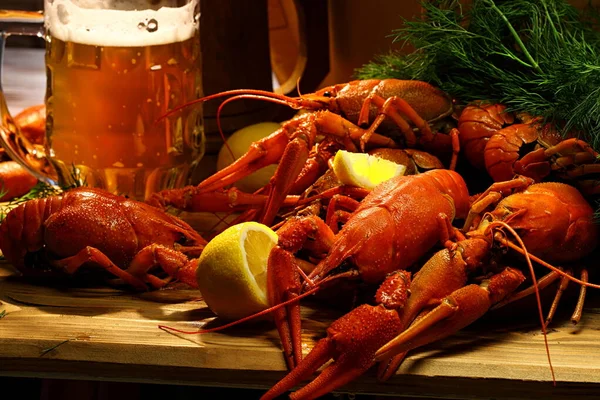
[486, 221, 556, 385]
[213, 94, 311, 161]
[158, 285, 321, 335]
[159, 269, 356, 335]
[157, 89, 314, 122]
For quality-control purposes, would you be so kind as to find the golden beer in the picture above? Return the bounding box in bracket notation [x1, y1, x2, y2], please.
[44, 0, 203, 200]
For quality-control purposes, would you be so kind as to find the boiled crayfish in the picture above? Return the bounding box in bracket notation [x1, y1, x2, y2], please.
[161, 169, 471, 373]
[0, 187, 206, 290]
[149, 79, 460, 226]
[265, 169, 470, 371]
[458, 102, 600, 193]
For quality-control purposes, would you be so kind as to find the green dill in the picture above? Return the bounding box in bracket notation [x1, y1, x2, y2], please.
[356, 0, 600, 149]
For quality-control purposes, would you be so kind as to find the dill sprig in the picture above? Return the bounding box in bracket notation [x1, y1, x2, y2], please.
[357, 0, 600, 149]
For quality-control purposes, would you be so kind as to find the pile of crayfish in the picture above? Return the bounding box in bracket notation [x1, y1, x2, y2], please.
[2, 79, 600, 400]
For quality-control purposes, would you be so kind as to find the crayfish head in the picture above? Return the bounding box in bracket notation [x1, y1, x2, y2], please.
[301, 84, 342, 112]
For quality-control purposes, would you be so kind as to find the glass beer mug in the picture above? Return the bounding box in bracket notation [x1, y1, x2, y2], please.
[0, 0, 204, 201]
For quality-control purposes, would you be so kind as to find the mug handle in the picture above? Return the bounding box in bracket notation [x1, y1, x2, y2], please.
[275, 0, 330, 97]
[0, 10, 58, 185]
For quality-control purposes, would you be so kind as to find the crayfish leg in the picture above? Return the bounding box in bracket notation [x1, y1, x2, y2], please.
[125, 244, 199, 289]
[571, 268, 588, 325]
[197, 125, 294, 193]
[55, 246, 148, 291]
[325, 195, 360, 233]
[545, 271, 571, 327]
[358, 95, 420, 149]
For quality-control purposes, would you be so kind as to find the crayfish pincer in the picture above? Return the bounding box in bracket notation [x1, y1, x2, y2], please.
[0, 187, 207, 290]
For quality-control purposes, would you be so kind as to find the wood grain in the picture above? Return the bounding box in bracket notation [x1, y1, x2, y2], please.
[2, 262, 600, 398]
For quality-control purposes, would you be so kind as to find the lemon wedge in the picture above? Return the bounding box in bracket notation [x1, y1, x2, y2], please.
[332, 150, 407, 189]
[196, 222, 278, 320]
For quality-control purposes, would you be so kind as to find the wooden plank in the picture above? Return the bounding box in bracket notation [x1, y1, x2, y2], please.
[2, 262, 600, 399]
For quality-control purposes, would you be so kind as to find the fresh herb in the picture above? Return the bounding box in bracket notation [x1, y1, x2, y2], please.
[0, 310, 5, 319]
[357, 0, 600, 149]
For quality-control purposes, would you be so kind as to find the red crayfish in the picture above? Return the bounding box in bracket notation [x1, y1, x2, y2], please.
[457, 102, 600, 193]
[149, 79, 461, 226]
[0, 187, 206, 290]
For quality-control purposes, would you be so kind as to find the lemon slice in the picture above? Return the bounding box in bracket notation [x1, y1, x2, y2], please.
[196, 222, 278, 320]
[332, 150, 407, 189]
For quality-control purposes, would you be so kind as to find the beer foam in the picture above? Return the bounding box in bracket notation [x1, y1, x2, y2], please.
[45, 0, 199, 47]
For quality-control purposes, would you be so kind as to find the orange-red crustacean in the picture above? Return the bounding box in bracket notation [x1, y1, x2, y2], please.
[149, 79, 460, 226]
[260, 177, 599, 400]
[0, 187, 207, 290]
[252, 168, 471, 371]
[458, 102, 600, 191]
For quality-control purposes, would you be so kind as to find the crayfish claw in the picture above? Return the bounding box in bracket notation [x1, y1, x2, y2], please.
[376, 351, 408, 382]
[375, 268, 526, 362]
[263, 304, 403, 400]
[261, 339, 335, 400]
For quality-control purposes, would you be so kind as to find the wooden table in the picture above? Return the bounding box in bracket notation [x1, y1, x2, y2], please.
[2, 261, 600, 399]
